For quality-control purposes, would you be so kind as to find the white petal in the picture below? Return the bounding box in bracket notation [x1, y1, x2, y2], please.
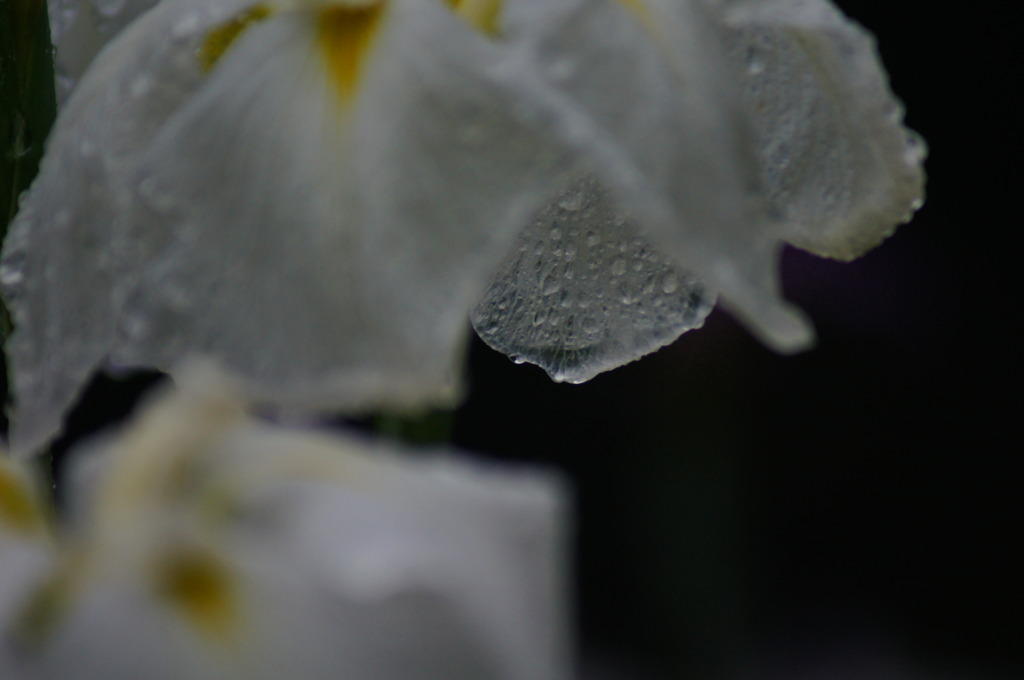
[113, 1, 576, 417]
[499, 0, 814, 354]
[1, 0, 259, 456]
[473, 175, 714, 382]
[3, 0, 579, 454]
[719, 0, 927, 259]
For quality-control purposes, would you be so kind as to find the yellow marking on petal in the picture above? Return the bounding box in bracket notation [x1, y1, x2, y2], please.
[317, 4, 384, 104]
[0, 460, 46, 534]
[12, 554, 84, 649]
[446, 0, 503, 37]
[615, 0, 649, 22]
[198, 4, 274, 72]
[155, 547, 238, 644]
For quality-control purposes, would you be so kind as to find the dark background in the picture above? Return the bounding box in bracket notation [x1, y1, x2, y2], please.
[5, 2, 1019, 679]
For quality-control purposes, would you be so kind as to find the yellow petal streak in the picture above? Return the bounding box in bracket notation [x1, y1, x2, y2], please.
[446, 0, 503, 36]
[198, 4, 273, 72]
[13, 554, 84, 649]
[155, 548, 238, 644]
[615, 0, 649, 21]
[0, 461, 46, 534]
[317, 5, 384, 104]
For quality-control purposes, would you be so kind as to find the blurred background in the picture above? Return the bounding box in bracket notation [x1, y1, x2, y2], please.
[4, 1, 1019, 679]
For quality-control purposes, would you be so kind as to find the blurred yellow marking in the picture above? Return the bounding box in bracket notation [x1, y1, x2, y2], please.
[446, 0, 503, 36]
[317, 5, 384, 103]
[155, 548, 238, 643]
[198, 4, 273, 72]
[615, 0, 649, 21]
[0, 462, 45, 534]
[13, 555, 82, 649]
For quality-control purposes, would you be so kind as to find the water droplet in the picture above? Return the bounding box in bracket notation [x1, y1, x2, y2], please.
[93, 0, 127, 18]
[661, 272, 679, 294]
[173, 12, 201, 37]
[1, 267, 24, 286]
[541, 274, 561, 296]
[558, 192, 584, 212]
[610, 257, 626, 276]
[746, 46, 765, 76]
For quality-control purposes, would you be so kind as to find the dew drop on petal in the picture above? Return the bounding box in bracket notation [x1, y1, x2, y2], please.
[473, 176, 716, 384]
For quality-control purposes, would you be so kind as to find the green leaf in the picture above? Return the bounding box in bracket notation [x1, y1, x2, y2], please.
[2, 0, 57, 337]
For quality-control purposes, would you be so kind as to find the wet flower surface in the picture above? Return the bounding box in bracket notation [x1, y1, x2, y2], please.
[1, 0, 924, 454]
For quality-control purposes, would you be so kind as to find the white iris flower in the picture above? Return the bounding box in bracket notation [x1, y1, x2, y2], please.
[0, 0, 924, 455]
[1, 368, 571, 680]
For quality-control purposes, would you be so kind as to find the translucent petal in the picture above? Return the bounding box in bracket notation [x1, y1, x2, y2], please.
[473, 175, 714, 382]
[1, 0, 253, 456]
[500, 0, 814, 355]
[111, 1, 575, 419]
[28, 368, 572, 680]
[719, 0, 927, 259]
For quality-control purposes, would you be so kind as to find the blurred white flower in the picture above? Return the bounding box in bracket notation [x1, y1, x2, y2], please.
[0, 455, 54, 680]
[0, 366, 572, 680]
[1, 0, 924, 453]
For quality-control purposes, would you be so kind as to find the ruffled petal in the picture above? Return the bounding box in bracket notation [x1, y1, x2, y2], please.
[719, 0, 927, 259]
[477, 0, 813, 376]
